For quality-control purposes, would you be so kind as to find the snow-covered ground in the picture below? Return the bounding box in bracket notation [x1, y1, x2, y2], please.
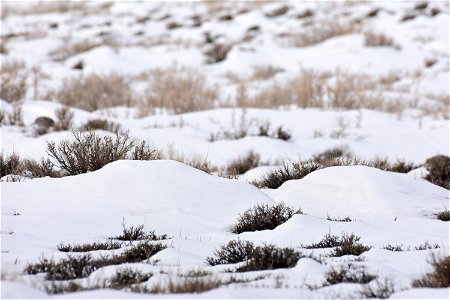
[1, 0, 449, 298]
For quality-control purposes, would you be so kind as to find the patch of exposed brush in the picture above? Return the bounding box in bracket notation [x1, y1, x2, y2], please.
[46, 131, 161, 176]
[236, 244, 305, 272]
[412, 253, 450, 288]
[424, 155, 450, 189]
[435, 210, 450, 221]
[26, 241, 167, 280]
[109, 268, 152, 289]
[0, 152, 60, 179]
[232, 202, 302, 234]
[80, 119, 122, 134]
[327, 215, 353, 222]
[359, 277, 397, 299]
[414, 242, 440, 250]
[303, 233, 371, 256]
[114, 222, 168, 241]
[225, 150, 261, 175]
[206, 240, 255, 266]
[303, 233, 341, 249]
[324, 263, 377, 286]
[58, 241, 121, 252]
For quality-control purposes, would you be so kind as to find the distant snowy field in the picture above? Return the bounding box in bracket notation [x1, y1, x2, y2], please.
[1, 0, 449, 298]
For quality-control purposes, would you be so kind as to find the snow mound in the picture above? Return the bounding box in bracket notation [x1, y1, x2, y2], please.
[268, 166, 448, 221]
[2, 160, 273, 262]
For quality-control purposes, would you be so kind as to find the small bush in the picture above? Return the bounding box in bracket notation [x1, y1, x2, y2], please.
[251, 65, 283, 81]
[331, 233, 371, 257]
[303, 233, 341, 249]
[289, 20, 358, 47]
[55, 73, 134, 111]
[142, 66, 218, 115]
[80, 119, 121, 134]
[232, 202, 301, 234]
[414, 241, 440, 250]
[313, 147, 348, 165]
[412, 254, 450, 288]
[435, 210, 450, 221]
[0, 152, 22, 177]
[359, 277, 396, 299]
[206, 240, 254, 266]
[275, 126, 292, 141]
[383, 244, 403, 251]
[327, 215, 352, 222]
[46, 131, 133, 175]
[252, 161, 321, 189]
[204, 42, 233, 64]
[226, 151, 260, 175]
[0, 60, 28, 103]
[265, 6, 289, 18]
[237, 244, 300, 272]
[22, 158, 60, 178]
[58, 241, 121, 252]
[424, 155, 450, 189]
[109, 268, 152, 289]
[324, 264, 377, 285]
[54, 106, 74, 131]
[364, 31, 395, 48]
[26, 241, 167, 280]
[115, 222, 168, 241]
[50, 39, 101, 61]
[2, 105, 24, 126]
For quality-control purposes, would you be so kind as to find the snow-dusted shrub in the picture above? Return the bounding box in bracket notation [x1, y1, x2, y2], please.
[46, 131, 160, 175]
[53, 106, 74, 131]
[250, 65, 283, 81]
[22, 158, 61, 178]
[331, 233, 371, 257]
[26, 241, 167, 280]
[206, 239, 254, 266]
[0, 152, 22, 177]
[359, 277, 396, 299]
[50, 39, 101, 61]
[435, 210, 450, 221]
[364, 31, 396, 48]
[324, 264, 377, 285]
[204, 42, 233, 64]
[237, 244, 301, 272]
[226, 150, 261, 175]
[55, 73, 134, 111]
[232, 202, 302, 233]
[303, 233, 341, 249]
[252, 161, 321, 189]
[114, 222, 168, 241]
[1, 105, 24, 127]
[141, 65, 218, 115]
[58, 241, 121, 252]
[424, 155, 450, 189]
[80, 119, 121, 134]
[412, 254, 450, 288]
[109, 268, 152, 289]
[0, 60, 28, 103]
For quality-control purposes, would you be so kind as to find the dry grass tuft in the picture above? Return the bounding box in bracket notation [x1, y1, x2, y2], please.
[364, 31, 396, 48]
[53, 73, 134, 112]
[0, 60, 28, 103]
[50, 39, 101, 61]
[141, 66, 218, 115]
[412, 253, 450, 288]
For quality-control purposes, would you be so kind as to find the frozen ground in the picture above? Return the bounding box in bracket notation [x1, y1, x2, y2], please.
[1, 0, 449, 299]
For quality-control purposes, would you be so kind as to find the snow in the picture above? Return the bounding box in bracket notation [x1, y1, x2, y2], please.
[1, 0, 449, 298]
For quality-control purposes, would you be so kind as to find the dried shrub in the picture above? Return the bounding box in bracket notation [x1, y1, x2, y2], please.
[359, 277, 396, 299]
[251, 65, 283, 81]
[46, 131, 133, 175]
[364, 31, 395, 47]
[252, 161, 321, 189]
[265, 6, 289, 18]
[50, 39, 100, 61]
[114, 222, 168, 241]
[414, 242, 440, 250]
[22, 158, 60, 178]
[331, 233, 371, 257]
[109, 269, 152, 289]
[237, 244, 301, 272]
[233, 202, 301, 234]
[145, 277, 222, 294]
[424, 155, 450, 189]
[26, 241, 167, 280]
[58, 241, 121, 252]
[165, 147, 214, 174]
[142, 66, 218, 115]
[204, 42, 233, 64]
[0, 60, 28, 103]
[313, 147, 348, 166]
[0, 152, 22, 177]
[226, 150, 260, 175]
[80, 119, 121, 134]
[327, 215, 352, 222]
[54, 106, 74, 131]
[412, 254, 450, 288]
[206, 240, 254, 266]
[289, 20, 359, 47]
[55, 73, 134, 111]
[303, 233, 341, 249]
[324, 264, 377, 285]
[435, 210, 450, 221]
[383, 244, 404, 251]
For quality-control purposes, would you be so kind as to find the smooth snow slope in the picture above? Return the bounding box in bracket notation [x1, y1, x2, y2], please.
[1, 161, 448, 298]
